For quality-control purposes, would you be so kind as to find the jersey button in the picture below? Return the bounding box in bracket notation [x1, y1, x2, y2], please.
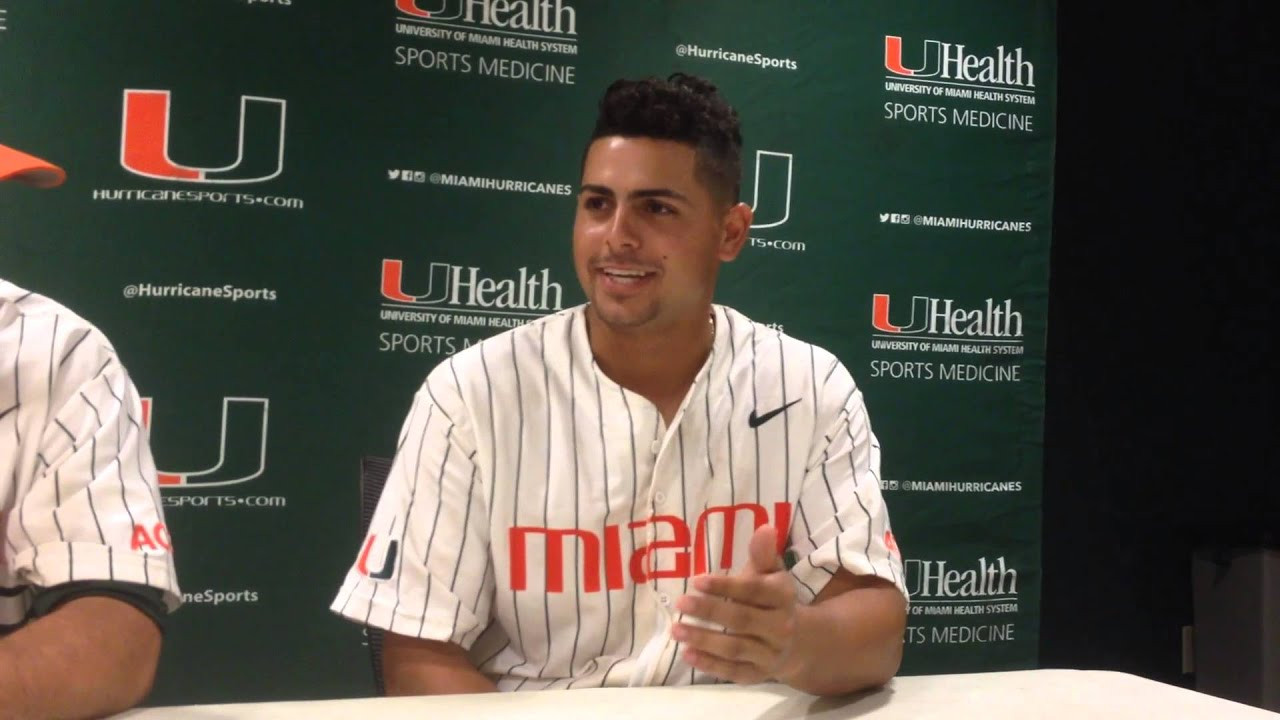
[659, 593, 671, 606]
[654, 491, 667, 504]
[650, 440, 661, 454]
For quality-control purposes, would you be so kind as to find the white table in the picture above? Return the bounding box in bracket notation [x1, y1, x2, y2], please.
[116, 669, 1279, 719]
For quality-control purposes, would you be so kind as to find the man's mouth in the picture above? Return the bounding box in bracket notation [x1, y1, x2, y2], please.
[599, 267, 655, 284]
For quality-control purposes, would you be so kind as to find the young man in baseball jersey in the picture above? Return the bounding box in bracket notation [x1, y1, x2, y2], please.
[333, 74, 907, 696]
[1, 143, 181, 718]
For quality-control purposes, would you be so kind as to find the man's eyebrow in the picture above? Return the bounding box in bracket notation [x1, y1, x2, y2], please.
[579, 184, 614, 197]
[578, 185, 691, 203]
[631, 188, 690, 203]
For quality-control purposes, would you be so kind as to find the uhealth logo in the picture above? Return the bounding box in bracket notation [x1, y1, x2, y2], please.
[396, 0, 577, 36]
[884, 36, 1035, 89]
[905, 557, 1018, 600]
[140, 397, 269, 488]
[120, 89, 287, 184]
[872, 294, 1023, 339]
[382, 259, 564, 313]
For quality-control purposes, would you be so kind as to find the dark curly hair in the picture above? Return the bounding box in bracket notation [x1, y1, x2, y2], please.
[587, 73, 743, 206]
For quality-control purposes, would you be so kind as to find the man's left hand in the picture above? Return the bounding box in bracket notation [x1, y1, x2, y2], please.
[672, 525, 800, 684]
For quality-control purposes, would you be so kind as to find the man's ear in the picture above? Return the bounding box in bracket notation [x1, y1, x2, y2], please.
[719, 202, 753, 261]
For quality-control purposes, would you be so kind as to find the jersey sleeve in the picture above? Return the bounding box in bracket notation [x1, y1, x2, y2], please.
[4, 337, 180, 611]
[787, 358, 907, 604]
[330, 361, 494, 649]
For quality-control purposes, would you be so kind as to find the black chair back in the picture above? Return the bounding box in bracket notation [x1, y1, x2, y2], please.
[358, 455, 394, 695]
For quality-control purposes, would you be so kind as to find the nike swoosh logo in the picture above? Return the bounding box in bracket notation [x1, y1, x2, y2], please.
[748, 399, 801, 429]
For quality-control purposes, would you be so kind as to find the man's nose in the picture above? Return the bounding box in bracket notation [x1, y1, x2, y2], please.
[603, 204, 641, 251]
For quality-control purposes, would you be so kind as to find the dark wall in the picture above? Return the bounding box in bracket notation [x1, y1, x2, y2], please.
[1042, 1, 1276, 685]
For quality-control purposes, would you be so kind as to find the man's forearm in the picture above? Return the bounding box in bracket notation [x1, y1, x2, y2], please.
[777, 584, 906, 696]
[382, 632, 498, 695]
[0, 596, 161, 720]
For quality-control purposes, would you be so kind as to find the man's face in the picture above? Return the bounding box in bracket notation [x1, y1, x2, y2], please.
[573, 136, 747, 332]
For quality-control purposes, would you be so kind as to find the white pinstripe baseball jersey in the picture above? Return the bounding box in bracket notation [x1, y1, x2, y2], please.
[332, 303, 905, 690]
[1, 279, 180, 632]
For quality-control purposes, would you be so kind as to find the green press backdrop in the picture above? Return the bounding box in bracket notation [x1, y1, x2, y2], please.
[0, 0, 1056, 705]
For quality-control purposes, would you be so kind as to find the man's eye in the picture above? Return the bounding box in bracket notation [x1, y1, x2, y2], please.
[646, 200, 674, 215]
[583, 196, 606, 210]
